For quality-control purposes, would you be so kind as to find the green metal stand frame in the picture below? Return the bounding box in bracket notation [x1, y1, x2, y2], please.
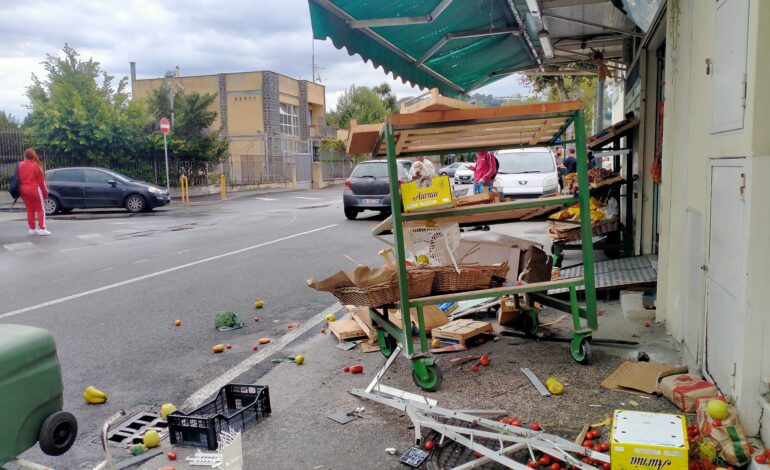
[371, 109, 598, 391]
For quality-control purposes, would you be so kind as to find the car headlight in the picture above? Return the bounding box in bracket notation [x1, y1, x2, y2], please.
[147, 186, 163, 194]
[543, 176, 557, 187]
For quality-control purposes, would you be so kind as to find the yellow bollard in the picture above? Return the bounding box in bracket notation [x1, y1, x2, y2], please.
[179, 175, 189, 204]
[220, 174, 227, 200]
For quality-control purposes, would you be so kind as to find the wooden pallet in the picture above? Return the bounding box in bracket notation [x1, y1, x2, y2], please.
[431, 319, 493, 346]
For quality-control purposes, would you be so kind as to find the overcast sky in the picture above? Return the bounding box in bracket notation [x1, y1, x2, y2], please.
[0, 0, 530, 121]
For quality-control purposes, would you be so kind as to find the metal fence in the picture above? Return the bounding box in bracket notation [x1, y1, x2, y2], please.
[231, 154, 293, 184]
[319, 148, 353, 180]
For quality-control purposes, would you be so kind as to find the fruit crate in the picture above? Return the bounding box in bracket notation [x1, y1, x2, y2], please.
[167, 384, 270, 450]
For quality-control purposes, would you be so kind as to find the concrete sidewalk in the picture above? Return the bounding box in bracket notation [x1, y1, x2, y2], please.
[138, 300, 683, 469]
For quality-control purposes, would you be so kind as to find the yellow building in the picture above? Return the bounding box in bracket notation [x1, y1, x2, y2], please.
[130, 64, 333, 188]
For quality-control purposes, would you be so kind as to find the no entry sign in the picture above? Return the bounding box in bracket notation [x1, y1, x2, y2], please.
[159, 117, 171, 135]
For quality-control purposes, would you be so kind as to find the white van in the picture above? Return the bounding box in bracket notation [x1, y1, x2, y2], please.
[493, 147, 560, 198]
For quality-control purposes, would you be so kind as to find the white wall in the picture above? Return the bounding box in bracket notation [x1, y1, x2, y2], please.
[658, 0, 770, 437]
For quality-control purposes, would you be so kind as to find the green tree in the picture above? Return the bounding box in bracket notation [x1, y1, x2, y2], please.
[518, 71, 609, 138]
[144, 83, 228, 163]
[0, 111, 20, 130]
[25, 44, 152, 163]
[326, 83, 396, 129]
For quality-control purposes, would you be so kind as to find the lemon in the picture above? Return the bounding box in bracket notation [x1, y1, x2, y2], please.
[254, 300, 265, 308]
[546, 378, 564, 395]
[160, 403, 177, 420]
[706, 399, 729, 420]
[294, 355, 305, 365]
[431, 339, 441, 348]
[143, 430, 160, 448]
[325, 313, 337, 323]
[416, 255, 430, 265]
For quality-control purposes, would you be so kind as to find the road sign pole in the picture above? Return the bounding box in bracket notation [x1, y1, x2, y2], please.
[163, 133, 170, 194]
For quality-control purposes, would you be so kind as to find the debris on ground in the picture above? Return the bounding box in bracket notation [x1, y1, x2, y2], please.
[254, 300, 265, 308]
[271, 355, 304, 365]
[287, 322, 299, 329]
[659, 373, 718, 411]
[212, 344, 225, 353]
[428, 344, 468, 353]
[521, 368, 550, 396]
[432, 319, 493, 346]
[600, 360, 685, 394]
[173, 319, 182, 326]
[214, 310, 245, 331]
[399, 446, 429, 467]
[329, 318, 367, 342]
[335, 340, 357, 351]
[258, 337, 270, 344]
[160, 403, 176, 420]
[327, 409, 363, 425]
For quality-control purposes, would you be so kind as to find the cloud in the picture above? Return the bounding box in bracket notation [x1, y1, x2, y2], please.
[0, 0, 530, 120]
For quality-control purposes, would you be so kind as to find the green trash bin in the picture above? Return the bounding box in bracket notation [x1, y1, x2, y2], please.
[0, 325, 78, 465]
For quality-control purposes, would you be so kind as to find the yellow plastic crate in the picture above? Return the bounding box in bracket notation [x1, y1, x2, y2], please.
[401, 175, 453, 212]
[610, 410, 688, 470]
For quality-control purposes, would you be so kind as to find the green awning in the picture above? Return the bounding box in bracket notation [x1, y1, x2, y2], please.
[308, 0, 541, 97]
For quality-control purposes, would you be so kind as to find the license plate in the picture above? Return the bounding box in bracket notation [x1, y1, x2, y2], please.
[361, 198, 380, 205]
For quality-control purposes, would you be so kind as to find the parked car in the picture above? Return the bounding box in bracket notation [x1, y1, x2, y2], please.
[342, 159, 411, 219]
[438, 162, 471, 177]
[454, 165, 474, 184]
[43, 167, 171, 215]
[493, 147, 560, 198]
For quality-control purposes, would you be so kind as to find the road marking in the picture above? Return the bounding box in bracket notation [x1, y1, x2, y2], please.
[0, 224, 338, 320]
[77, 233, 104, 241]
[254, 197, 278, 201]
[291, 196, 321, 200]
[183, 302, 343, 409]
[3, 242, 45, 254]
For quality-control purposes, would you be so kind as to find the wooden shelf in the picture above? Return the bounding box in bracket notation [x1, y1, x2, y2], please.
[409, 277, 585, 307]
[587, 117, 639, 150]
[372, 195, 576, 235]
[590, 175, 625, 189]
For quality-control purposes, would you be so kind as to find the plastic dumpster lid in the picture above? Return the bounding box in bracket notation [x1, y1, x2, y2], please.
[0, 325, 58, 380]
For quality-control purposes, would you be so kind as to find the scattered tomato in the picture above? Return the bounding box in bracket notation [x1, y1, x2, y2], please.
[583, 440, 593, 448]
[287, 322, 298, 329]
[349, 364, 364, 374]
[225, 344, 232, 349]
[538, 455, 551, 465]
[471, 364, 479, 373]
[644, 322, 651, 327]
[343, 367, 350, 372]
[766, 449, 770, 457]
[599, 442, 609, 452]
[527, 461, 538, 468]
[512, 420, 521, 427]
[531, 422, 542, 431]
[756, 454, 768, 464]
[593, 444, 602, 452]
[602, 463, 611, 470]
[499, 418, 507, 424]
[320, 327, 326, 333]
[424, 439, 434, 451]
[474, 451, 483, 458]
[252, 345, 258, 351]
[551, 463, 560, 470]
[712, 419, 722, 427]
[167, 452, 177, 460]
[254, 316, 260, 322]
[479, 355, 490, 366]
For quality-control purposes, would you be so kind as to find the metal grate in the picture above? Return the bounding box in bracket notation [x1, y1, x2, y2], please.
[92, 410, 168, 448]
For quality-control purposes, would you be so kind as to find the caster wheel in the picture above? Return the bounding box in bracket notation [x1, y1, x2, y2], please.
[412, 364, 443, 392]
[39, 411, 78, 456]
[571, 338, 592, 365]
[376, 330, 398, 358]
[517, 311, 539, 337]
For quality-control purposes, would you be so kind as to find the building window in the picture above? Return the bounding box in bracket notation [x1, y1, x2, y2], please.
[280, 103, 299, 136]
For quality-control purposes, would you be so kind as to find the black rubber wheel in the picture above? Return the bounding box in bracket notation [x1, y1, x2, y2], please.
[125, 194, 146, 213]
[412, 364, 443, 392]
[344, 206, 358, 220]
[39, 411, 78, 456]
[43, 197, 60, 215]
[377, 330, 398, 358]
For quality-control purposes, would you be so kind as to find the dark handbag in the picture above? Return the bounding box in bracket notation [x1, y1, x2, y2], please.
[8, 163, 20, 200]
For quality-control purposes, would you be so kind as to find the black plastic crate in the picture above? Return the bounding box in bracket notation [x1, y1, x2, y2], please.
[167, 384, 270, 450]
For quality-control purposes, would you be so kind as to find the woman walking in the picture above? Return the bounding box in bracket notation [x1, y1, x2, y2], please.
[18, 148, 50, 235]
[469, 151, 497, 194]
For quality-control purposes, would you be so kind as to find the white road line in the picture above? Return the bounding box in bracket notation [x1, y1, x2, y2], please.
[4, 242, 37, 252]
[77, 233, 104, 241]
[183, 302, 343, 409]
[254, 197, 278, 201]
[0, 224, 338, 320]
[291, 196, 322, 200]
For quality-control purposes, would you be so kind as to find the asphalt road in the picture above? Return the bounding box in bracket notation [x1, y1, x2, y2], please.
[0, 186, 389, 468]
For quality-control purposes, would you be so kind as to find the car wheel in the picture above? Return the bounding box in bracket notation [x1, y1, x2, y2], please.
[43, 197, 60, 215]
[344, 206, 358, 220]
[125, 194, 146, 213]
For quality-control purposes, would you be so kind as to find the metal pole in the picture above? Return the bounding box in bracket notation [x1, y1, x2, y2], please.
[595, 79, 605, 134]
[574, 110, 597, 328]
[163, 133, 170, 194]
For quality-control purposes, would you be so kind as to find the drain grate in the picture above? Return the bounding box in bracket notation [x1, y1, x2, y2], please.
[92, 410, 168, 448]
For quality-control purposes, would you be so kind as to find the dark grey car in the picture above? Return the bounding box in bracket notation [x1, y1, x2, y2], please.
[342, 160, 410, 219]
[44, 167, 170, 215]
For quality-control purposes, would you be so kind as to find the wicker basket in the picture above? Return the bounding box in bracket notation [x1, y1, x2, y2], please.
[431, 263, 509, 294]
[548, 217, 619, 242]
[332, 269, 435, 307]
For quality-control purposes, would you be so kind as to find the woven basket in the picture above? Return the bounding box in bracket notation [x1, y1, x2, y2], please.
[332, 269, 435, 307]
[431, 262, 509, 294]
[549, 217, 619, 242]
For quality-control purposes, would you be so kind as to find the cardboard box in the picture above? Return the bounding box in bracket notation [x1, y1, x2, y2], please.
[601, 361, 686, 395]
[610, 410, 688, 470]
[387, 305, 450, 334]
[497, 297, 522, 326]
[401, 175, 453, 212]
[659, 373, 719, 412]
[431, 319, 493, 345]
[329, 318, 367, 342]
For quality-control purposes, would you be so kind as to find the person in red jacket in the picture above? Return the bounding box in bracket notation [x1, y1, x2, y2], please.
[18, 148, 50, 235]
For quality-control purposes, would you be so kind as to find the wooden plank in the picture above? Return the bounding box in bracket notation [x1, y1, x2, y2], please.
[347, 120, 384, 155]
[400, 88, 478, 114]
[410, 276, 585, 306]
[587, 117, 640, 149]
[403, 118, 567, 137]
[403, 123, 564, 144]
[395, 131, 411, 155]
[529, 119, 557, 146]
[432, 319, 493, 346]
[402, 135, 537, 153]
[386, 100, 582, 127]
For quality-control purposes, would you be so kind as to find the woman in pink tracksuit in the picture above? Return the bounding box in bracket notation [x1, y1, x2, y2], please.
[469, 151, 497, 194]
[18, 148, 50, 236]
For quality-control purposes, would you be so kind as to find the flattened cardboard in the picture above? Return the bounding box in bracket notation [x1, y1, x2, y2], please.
[601, 361, 686, 395]
[387, 305, 450, 334]
[359, 341, 381, 353]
